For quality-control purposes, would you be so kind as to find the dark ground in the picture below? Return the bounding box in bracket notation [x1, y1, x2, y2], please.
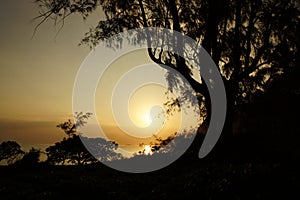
[0, 140, 299, 200]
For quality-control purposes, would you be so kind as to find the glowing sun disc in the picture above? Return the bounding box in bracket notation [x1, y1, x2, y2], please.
[144, 145, 153, 155]
[143, 112, 152, 127]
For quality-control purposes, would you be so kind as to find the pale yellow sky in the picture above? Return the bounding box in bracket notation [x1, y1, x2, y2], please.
[0, 1, 179, 147]
[0, 1, 201, 151]
[94, 50, 181, 145]
[0, 0, 103, 146]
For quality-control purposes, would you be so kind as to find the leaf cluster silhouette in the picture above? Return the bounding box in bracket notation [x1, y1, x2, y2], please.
[33, 0, 299, 136]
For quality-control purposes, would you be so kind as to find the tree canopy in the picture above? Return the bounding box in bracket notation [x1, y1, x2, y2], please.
[0, 141, 24, 165]
[46, 135, 98, 165]
[15, 147, 41, 166]
[46, 113, 122, 165]
[34, 0, 299, 133]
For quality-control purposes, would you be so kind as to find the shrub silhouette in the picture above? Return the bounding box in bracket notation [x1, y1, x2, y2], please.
[0, 141, 24, 165]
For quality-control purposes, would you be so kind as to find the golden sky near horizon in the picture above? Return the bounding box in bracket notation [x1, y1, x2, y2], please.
[0, 1, 201, 152]
[0, 0, 103, 146]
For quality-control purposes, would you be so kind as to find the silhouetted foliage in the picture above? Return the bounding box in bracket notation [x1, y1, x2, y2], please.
[45, 140, 68, 165]
[57, 112, 92, 138]
[15, 147, 41, 166]
[138, 133, 177, 154]
[0, 141, 24, 165]
[47, 113, 95, 165]
[46, 136, 97, 165]
[81, 137, 123, 162]
[47, 113, 121, 165]
[34, 0, 299, 136]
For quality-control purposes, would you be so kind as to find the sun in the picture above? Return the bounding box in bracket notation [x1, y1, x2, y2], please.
[143, 112, 152, 127]
[144, 145, 153, 155]
[133, 110, 153, 128]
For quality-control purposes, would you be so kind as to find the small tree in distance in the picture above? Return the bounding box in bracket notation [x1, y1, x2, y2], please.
[15, 147, 41, 166]
[0, 141, 24, 165]
[46, 112, 121, 165]
[46, 112, 95, 165]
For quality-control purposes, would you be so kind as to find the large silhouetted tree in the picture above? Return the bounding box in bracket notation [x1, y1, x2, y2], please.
[34, 0, 299, 136]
